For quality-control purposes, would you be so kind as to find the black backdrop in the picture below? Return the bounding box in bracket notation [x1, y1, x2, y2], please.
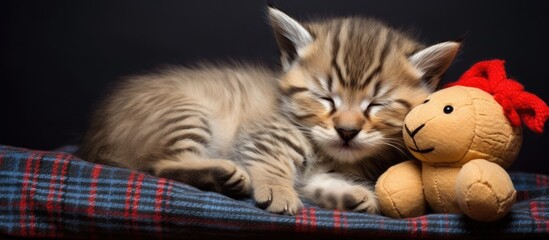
[1, 0, 548, 174]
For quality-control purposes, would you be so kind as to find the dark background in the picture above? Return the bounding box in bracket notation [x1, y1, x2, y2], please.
[1, 0, 547, 174]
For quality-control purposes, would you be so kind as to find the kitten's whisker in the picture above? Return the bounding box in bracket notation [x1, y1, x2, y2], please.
[378, 139, 408, 157]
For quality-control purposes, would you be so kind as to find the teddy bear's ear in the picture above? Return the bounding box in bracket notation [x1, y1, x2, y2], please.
[409, 41, 460, 91]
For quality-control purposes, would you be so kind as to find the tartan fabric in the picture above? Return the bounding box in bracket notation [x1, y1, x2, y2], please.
[0, 145, 548, 239]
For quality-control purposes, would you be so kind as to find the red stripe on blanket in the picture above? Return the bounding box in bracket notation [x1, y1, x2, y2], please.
[19, 153, 34, 236]
[310, 208, 317, 232]
[87, 165, 103, 216]
[29, 153, 43, 237]
[57, 155, 70, 236]
[87, 165, 102, 238]
[46, 154, 61, 212]
[125, 172, 136, 219]
[333, 210, 341, 232]
[18, 153, 43, 237]
[332, 210, 348, 233]
[530, 201, 549, 232]
[131, 173, 145, 233]
[46, 155, 61, 209]
[420, 215, 428, 236]
[295, 208, 316, 232]
[411, 215, 429, 237]
[46, 154, 62, 238]
[154, 178, 167, 238]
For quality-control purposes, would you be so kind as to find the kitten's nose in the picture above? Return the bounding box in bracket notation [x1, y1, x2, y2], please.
[336, 128, 360, 142]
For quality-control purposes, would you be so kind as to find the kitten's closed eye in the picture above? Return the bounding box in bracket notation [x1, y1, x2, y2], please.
[366, 102, 385, 109]
[316, 94, 341, 115]
[362, 101, 386, 116]
[319, 96, 335, 108]
[368, 102, 384, 107]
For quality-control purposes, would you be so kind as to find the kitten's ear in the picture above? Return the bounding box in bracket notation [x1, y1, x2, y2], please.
[268, 6, 313, 71]
[409, 41, 460, 90]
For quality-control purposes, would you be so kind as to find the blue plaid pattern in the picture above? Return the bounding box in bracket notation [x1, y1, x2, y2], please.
[1, 144, 548, 239]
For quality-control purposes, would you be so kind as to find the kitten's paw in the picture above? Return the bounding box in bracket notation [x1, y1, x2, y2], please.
[254, 185, 303, 215]
[313, 185, 379, 214]
[155, 159, 251, 198]
[213, 161, 252, 198]
[341, 186, 379, 213]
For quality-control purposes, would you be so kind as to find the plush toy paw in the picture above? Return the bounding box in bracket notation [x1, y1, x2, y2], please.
[376, 160, 426, 218]
[456, 159, 517, 221]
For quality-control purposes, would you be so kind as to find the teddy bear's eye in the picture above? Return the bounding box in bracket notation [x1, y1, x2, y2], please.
[443, 105, 454, 114]
[423, 99, 430, 104]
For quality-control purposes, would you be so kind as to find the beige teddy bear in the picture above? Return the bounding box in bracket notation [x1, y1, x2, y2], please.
[375, 60, 548, 221]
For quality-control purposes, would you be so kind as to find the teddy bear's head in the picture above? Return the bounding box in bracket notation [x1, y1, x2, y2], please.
[401, 59, 549, 168]
[402, 85, 522, 168]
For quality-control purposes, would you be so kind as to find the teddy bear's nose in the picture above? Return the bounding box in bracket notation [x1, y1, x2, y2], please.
[404, 124, 425, 138]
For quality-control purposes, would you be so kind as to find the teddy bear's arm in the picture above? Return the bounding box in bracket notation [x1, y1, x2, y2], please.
[375, 160, 427, 218]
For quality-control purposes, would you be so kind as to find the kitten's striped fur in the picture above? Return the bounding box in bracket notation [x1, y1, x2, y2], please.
[78, 7, 459, 215]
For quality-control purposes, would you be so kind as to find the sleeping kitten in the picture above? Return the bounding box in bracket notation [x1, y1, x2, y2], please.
[77, 7, 459, 215]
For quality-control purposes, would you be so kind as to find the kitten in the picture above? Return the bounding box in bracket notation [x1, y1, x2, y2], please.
[77, 7, 459, 215]
[273, 11, 460, 212]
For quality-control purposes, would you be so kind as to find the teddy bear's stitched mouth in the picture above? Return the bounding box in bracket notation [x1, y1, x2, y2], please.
[404, 124, 434, 154]
[408, 146, 434, 154]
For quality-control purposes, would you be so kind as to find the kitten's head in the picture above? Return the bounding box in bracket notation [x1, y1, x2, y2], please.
[269, 7, 460, 164]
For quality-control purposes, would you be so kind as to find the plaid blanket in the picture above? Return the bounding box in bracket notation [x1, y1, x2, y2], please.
[0, 145, 548, 239]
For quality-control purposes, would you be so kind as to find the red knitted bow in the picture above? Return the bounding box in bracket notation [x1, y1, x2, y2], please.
[445, 59, 549, 134]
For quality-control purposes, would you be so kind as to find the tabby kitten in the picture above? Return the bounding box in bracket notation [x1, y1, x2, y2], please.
[77, 7, 459, 215]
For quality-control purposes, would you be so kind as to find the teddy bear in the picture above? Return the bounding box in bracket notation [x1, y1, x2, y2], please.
[375, 60, 549, 221]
